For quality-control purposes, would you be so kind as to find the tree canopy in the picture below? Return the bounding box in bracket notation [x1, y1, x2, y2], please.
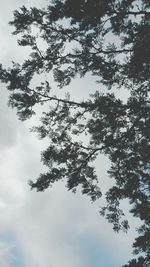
[0, 1, 150, 266]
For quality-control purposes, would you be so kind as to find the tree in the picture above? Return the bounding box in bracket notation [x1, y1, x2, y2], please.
[0, 1, 150, 266]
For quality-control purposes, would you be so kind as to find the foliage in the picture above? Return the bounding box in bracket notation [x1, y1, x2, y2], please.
[0, 1, 150, 266]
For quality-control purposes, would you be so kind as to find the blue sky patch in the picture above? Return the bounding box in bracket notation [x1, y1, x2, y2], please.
[0, 231, 25, 267]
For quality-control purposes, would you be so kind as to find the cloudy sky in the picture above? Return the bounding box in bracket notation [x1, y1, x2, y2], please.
[0, 1, 141, 267]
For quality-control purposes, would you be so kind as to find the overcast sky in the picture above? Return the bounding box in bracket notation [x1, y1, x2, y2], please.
[0, 1, 141, 267]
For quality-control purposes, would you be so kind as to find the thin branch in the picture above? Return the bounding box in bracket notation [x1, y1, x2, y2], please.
[29, 87, 87, 108]
[124, 11, 150, 16]
[46, 49, 133, 62]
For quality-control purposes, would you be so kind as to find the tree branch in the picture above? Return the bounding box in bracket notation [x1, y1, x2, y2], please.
[28, 88, 87, 108]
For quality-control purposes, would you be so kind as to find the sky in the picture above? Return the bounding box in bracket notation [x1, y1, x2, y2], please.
[0, 1, 141, 267]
